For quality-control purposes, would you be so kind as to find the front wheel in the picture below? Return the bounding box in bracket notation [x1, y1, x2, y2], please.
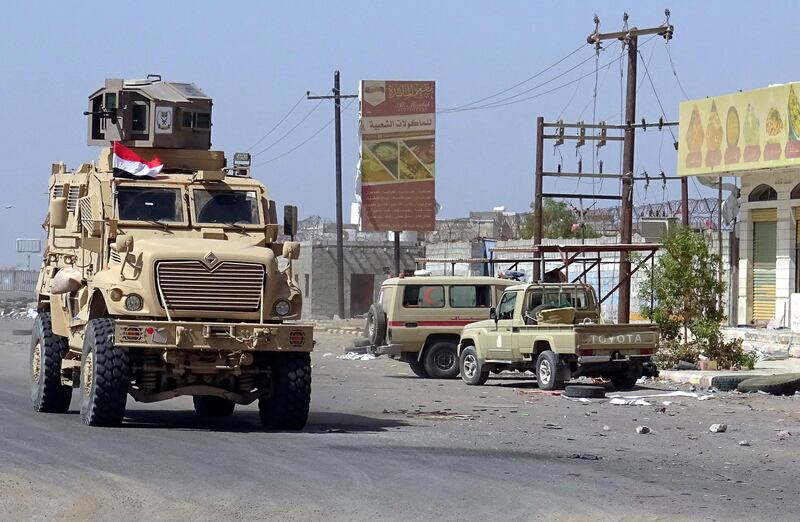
[80, 318, 130, 427]
[30, 312, 72, 413]
[423, 341, 459, 379]
[536, 351, 565, 390]
[460, 346, 489, 386]
[259, 352, 311, 430]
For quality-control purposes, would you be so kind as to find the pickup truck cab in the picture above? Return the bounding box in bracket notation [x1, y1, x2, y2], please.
[457, 283, 657, 390]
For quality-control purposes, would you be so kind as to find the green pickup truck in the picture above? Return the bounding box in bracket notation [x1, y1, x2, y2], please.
[457, 283, 658, 390]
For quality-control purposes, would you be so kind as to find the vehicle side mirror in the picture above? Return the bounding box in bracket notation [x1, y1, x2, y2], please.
[282, 241, 300, 260]
[489, 307, 497, 321]
[113, 234, 134, 253]
[49, 197, 68, 229]
[283, 205, 298, 238]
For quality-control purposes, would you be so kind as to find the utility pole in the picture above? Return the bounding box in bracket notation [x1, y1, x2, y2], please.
[587, 13, 674, 324]
[308, 71, 358, 319]
[533, 116, 544, 282]
[681, 177, 689, 226]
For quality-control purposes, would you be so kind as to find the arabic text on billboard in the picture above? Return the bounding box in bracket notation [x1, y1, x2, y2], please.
[359, 80, 435, 231]
[678, 82, 800, 176]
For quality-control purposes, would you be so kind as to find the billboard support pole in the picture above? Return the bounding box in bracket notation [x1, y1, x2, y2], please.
[681, 177, 689, 227]
[394, 232, 401, 276]
[308, 73, 358, 319]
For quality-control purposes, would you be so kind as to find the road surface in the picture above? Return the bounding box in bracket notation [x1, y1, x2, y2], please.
[1, 318, 798, 521]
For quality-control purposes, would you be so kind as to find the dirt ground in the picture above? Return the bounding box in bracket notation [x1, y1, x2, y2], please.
[1, 317, 799, 521]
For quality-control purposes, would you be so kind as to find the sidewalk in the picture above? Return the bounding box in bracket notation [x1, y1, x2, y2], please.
[658, 357, 800, 390]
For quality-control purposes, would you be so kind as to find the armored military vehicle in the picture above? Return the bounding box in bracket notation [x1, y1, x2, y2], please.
[30, 76, 313, 429]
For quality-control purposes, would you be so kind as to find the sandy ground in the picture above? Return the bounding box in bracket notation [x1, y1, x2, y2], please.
[1, 317, 799, 521]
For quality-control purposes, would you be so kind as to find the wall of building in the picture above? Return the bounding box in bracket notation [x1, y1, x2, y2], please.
[297, 241, 422, 319]
[738, 169, 800, 326]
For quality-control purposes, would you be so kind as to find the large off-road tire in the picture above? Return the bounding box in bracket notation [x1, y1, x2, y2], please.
[408, 359, 429, 378]
[193, 396, 236, 417]
[365, 303, 387, 346]
[423, 341, 459, 379]
[564, 384, 606, 399]
[259, 352, 311, 430]
[80, 318, 130, 427]
[737, 373, 800, 395]
[459, 346, 489, 386]
[536, 350, 565, 390]
[30, 312, 72, 413]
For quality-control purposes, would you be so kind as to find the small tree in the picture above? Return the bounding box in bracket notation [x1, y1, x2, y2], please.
[639, 228, 755, 369]
[522, 198, 601, 239]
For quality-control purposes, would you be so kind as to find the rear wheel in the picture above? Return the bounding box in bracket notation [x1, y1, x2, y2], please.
[80, 318, 130, 427]
[408, 359, 429, 378]
[193, 396, 235, 417]
[30, 312, 72, 413]
[536, 351, 565, 390]
[259, 352, 311, 430]
[609, 364, 641, 391]
[423, 341, 459, 379]
[460, 346, 489, 386]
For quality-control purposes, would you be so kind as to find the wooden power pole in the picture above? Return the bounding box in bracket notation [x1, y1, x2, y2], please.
[587, 14, 674, 323]
[308, 71, 358, 318]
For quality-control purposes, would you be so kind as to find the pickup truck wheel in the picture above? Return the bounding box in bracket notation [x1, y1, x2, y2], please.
[536, 351, 565, 390]
[30, 312, 72, 413]
[408, 359, 429, 378]
[423, 342, 459, 379]
[80, 318, 130, 427]
[193, 396, 235, 417]
[610, 373, 639, 391]
[259, 352, 311, 430]
[459, 346, 489, 385]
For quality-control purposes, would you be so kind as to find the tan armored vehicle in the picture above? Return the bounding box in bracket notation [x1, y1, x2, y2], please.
[30, 76, 313, 429]
[361, 274, 516, 378]
[458, 283, 658, 389]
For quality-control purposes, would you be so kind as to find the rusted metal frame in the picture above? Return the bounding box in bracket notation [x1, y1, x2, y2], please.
[600, 249, 656, 305]
[542, 121, 677, 130]
[543, 134, 624, 142]
[542, 172, 623, 179]
[570, 259, 600, 284]
[541, 192, 622, 201]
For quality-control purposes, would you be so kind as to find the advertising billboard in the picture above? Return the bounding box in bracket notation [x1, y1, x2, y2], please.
[677, 82, 800, 176]
[359, 80, 435, 231]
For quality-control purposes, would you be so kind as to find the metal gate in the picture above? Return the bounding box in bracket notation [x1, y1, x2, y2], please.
[752, 208, 777, 322]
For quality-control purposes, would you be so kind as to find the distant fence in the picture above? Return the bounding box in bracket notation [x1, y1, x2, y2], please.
[0, 270, 38, 293]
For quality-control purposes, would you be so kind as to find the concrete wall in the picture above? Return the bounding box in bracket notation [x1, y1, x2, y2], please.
[738, 169, 800, 326]
[298, 241, 422, 319]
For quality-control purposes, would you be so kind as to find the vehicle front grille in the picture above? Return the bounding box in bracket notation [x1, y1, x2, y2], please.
[156, 261, 265, 312]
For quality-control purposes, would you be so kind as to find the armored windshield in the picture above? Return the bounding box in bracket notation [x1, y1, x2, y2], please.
[194, 189, 260, 225]
[117, 186, 184, 222]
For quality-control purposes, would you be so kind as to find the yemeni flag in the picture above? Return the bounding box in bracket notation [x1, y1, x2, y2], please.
[113, 142, 163, 177]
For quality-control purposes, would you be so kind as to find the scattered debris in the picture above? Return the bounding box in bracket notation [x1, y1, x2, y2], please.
[608, 391, 713, 401]
[776, 430, 792, 440]
[709, 424, 728, 433]
[609, 398, 652, 406]
[739, 440, 751, 446]
[636, 426, 651, 435]
[561, 453, 603, 461]
[543, 423, 563, 430]
[339, 352, 377, 361]
[602, 425, 611, 431]
[322, 352, 334, 357]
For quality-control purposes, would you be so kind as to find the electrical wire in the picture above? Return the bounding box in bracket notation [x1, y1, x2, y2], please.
[246, 93, 307, 151]
[636, 48, 677, 142]
[664, 39, 690, 99]
[556, 59, 588, 121]
[251, 99, 325, 158]
[253, 98, 357, 167]
[442, 42, 586, 111]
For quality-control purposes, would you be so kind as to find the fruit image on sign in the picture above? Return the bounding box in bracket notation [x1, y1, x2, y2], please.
[787, 85, 800, 158]
[685, 106, 704, 168]
[704, 102, 723, 167]
[724, 106, 741, 164]
[764, 107, 784, 160]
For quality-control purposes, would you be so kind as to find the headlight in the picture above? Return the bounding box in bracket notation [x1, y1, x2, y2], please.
[274, 299, 291, 317]
[124, 293, 143, 311]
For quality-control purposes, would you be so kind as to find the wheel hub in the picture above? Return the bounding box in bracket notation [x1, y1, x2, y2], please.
[434, 349, 455, 370]
[31, 342, 42, 385]
[463, 354, 477, 378]
[82, 352, 94, 396]
[539, 359, 552, 385]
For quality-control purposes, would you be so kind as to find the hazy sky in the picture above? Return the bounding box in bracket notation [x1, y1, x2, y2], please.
[1, 0, 797, 267]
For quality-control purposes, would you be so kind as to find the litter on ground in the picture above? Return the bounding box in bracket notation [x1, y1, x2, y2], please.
[339, 352, 377, 361]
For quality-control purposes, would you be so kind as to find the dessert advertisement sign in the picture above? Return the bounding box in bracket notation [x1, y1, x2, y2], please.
[359, 80, 435, 231]
[678, 82, 800, 176]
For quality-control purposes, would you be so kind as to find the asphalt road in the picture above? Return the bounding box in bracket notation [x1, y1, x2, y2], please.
[1, 317, 799, 521]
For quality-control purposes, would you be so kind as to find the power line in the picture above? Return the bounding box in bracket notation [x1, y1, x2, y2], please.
[253, 98, 357, 167]
[442, 42, 586, 111]
[664, 40, 690, 99]
[636, 48, 677, 142]
[246, 93, 306, 151]
[251, 99, 325, 158]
